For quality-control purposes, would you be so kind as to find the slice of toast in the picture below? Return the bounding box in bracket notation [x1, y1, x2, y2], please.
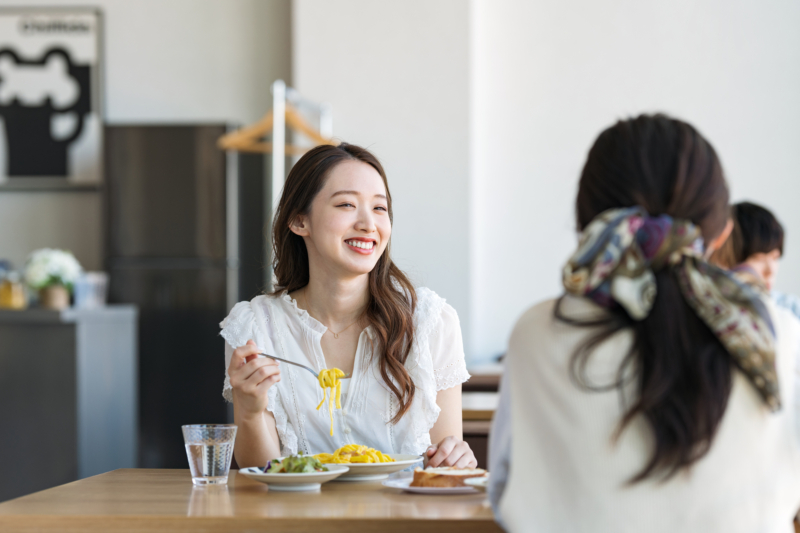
[410, 466, 487, 488]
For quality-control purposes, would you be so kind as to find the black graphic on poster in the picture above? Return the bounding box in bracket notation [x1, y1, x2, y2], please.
[0, 48, 91, 177]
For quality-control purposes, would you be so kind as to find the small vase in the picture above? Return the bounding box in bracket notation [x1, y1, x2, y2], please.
[0, 279, 26, 309]
[40, 285, 70, 310]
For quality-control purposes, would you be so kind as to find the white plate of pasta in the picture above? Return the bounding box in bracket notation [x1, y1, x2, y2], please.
[313, 445, 422, 481]
[333, 455, 422, 481]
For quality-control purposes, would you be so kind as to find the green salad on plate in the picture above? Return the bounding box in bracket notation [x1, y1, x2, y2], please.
[262, 453, 329, 474]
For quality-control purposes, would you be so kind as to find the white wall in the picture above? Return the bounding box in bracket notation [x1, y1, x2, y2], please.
[471, 0, 800, 359]
[0, 0, 291, 271]
[293, 1, 474, 356]
[4, 0, 795, 365]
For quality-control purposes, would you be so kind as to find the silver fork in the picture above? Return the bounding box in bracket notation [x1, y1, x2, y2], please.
[258, 353, 351, 379]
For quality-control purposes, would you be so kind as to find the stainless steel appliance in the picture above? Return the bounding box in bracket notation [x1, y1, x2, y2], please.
[104, 125, 267, 468]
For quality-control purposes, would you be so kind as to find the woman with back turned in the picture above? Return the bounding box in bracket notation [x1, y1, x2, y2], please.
[489, 115, 800, 532]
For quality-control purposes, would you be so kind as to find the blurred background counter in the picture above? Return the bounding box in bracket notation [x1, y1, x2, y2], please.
[0, 306, 137, 501]
[462, 362, 502, 469]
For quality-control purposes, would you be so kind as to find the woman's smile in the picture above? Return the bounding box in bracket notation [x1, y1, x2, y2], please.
[345, 238, 376, 254]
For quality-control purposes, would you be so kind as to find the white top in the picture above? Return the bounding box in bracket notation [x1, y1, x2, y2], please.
[220, 287, 470, 457]
[489, 295, 800, 533]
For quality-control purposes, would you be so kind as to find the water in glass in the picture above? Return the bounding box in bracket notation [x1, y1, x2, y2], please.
[185, 442, 234, 485]
[182, 424, 237, 486]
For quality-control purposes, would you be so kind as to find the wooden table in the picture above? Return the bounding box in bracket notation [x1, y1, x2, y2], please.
[0, 469, 502, 532]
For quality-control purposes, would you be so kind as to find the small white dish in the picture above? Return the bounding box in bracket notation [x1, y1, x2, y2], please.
[382, 477, 481, 494]
[330, 454, 423, 481]
[239, 465, 349, 492]
[464, 476, 489, 492]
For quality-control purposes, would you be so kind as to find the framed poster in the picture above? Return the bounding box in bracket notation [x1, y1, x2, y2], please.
[0, 8, 102, 187]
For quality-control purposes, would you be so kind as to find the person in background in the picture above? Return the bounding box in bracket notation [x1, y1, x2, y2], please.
[488, 114, 800, 532]
[220, 143, 475, 470]
[711, 201, 800, 321]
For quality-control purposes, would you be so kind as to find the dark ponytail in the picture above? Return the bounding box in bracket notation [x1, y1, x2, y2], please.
[557, 114, 732, 482]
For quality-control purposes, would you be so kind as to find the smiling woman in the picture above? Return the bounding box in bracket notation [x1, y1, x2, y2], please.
[220, 143, 474, 471]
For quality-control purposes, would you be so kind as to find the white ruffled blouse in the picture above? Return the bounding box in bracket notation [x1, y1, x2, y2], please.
[220, 287, 470, 457]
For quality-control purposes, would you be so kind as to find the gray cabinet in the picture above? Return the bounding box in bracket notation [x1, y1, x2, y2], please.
[0, 306, 137, 502]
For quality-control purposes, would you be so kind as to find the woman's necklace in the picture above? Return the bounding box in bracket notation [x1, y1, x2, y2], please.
[326, 319, 361, 339]
[300, 289, 364, 339]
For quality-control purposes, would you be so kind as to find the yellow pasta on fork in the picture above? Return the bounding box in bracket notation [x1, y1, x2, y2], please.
[316, 368, 345, 436]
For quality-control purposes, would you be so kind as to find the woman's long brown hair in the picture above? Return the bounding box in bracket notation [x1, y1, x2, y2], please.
[270, 143, 417, 423]
[556, 114, 733, 482]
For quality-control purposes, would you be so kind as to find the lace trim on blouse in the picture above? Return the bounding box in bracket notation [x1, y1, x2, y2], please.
[434, 358, 471, 392]
[278, 291, 327, 334]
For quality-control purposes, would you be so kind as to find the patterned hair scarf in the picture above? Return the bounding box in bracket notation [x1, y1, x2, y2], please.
[563, 206, 780, 411]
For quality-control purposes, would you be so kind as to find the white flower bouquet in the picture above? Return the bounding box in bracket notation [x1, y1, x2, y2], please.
[23, 248, 83, 291]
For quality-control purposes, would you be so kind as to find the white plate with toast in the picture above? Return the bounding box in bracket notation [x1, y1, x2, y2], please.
[464, 476, 489, 492]
[382, 477, 478, 494]
[382, 466, 488, 494]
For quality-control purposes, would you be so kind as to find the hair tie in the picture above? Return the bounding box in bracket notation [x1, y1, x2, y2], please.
[563, 206, 780, 411]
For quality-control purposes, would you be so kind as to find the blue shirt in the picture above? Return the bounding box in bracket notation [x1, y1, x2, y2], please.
[773, 291, 800, 322]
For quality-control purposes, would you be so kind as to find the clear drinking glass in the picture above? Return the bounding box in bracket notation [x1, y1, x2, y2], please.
[182, 424, 237, 486]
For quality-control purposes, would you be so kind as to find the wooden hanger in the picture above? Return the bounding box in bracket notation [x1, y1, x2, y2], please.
[217, 103, 336, 155]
